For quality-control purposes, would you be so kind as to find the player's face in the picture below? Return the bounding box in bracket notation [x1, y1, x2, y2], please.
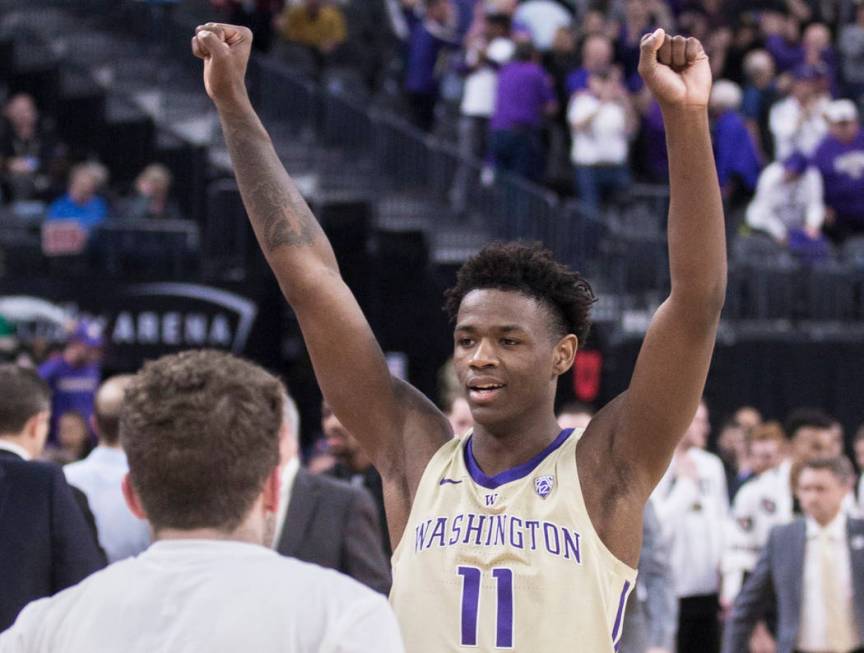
[796, 467, 849, 526]
[453, 289, 574, 428]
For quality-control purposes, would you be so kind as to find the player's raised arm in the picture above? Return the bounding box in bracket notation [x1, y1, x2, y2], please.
[604, 30, 727, 495]
[191, 25, 450, 490]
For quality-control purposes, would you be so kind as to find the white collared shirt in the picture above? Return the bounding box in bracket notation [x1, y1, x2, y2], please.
[0, 440, 31, 461]
[797, 512, 861, 651]
[64, 446, 150, 563]
[0, 539, 404, 653]
[652, 447, 729, 598]
[272, 456, 301, 548]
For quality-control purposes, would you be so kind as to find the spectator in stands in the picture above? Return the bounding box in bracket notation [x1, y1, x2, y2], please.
[403, 0, 458, 131]
[0, 93, 65, 203]
[762, 10, 805, 74]
[839, 3, 864, 103]
[568, 66, 636, 213]
[46, 162, 110, 231]
[211, 0, 280, 52]
[64, 376, 150, 564]
[652, 400, 729, 653]
[564, 33, 614, 96]
[44, 410, 94, 465]
[741, 50, 779, 160]
[512, 0, 571, 52]
[449, 12, 514, 215]
[769, 63, 831, 160]
[746, 151, 828, 257]
[709, 79, 762, 200]
[0, 350, 404, 652]
[614, 0, 671, 81]
[273, 393, 391, 594]
[274, 0, 347, 60]
[0, 364, 105, 632]
[444, 395, 472, 438]
[38, 320, 102, 446]
[120, 163, 181, 221]
[489, 41, 556, 182]
[322, 401, 390, 555]
[812, 99, 864, 242]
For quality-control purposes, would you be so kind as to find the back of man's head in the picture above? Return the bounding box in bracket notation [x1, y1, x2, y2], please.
[0, 364, 50, 437]
[120, 351, 284, 533]
[93, 375, 134, 447]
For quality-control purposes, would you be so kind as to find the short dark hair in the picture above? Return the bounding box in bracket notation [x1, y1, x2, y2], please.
[444, 242, 595, 344]
[0, 364, 50, 434]
[120, 350, 284, 532]
[798, 456, 854, 484]
[784, 408, 834, 440]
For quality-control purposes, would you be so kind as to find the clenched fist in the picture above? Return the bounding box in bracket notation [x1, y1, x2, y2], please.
[638, 29, 712, 111]
[192, 23, 253, 107]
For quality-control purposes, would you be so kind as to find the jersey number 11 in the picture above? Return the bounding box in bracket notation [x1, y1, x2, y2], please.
[458, 566, 514, 648]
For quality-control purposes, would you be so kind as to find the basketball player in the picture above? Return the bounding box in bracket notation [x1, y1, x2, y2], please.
[192, 23, 725, 652]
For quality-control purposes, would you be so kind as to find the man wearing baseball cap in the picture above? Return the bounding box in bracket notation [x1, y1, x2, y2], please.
[812, 99, 864, 242]
[38, 320, 103, 446]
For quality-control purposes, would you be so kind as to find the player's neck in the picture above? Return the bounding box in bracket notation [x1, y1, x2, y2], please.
[471, 413, 564, 477]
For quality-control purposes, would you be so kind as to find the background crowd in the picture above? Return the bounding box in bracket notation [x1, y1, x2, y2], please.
[213, 0, 864, 261]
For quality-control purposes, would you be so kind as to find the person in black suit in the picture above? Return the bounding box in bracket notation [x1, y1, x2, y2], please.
[0, 364, 103, 553]
[321, 401, 392, 557]
[273, 394, 391, 594]
[723, 456, 864, 653]
[0, 365, 105, 631]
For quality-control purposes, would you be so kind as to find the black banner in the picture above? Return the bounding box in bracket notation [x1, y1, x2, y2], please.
[0, 278, 284, 372]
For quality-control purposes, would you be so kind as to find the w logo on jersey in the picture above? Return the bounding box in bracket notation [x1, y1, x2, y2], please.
[534, 475, 555, 499]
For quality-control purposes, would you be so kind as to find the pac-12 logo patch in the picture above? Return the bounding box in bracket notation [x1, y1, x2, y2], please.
[534, 475, 555, 499]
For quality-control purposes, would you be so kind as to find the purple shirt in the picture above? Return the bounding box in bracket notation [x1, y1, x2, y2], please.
[812, 131, 864, 223]
[404, 15, 455, 95]
[38, 356, 101, 443]
[490, 61, 554, 131]
[713, 110, 762, 192]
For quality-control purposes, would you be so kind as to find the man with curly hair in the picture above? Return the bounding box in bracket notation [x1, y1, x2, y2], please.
[192, 20, 726, 652]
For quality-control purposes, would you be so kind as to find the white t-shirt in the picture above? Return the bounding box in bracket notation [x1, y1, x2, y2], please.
[513, 0, 572, 51]
[652, 448, 729, 598]
[0, 539, 404, 653]
[745, 161, 825, 241]
[460, 38, 515, 118]
[568, 93, 630, 166]
[769, 95, 830, 160]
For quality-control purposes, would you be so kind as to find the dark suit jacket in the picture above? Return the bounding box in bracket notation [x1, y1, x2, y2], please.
[0, 459, 106, 631]
[722, 517, 864, 653]
[276, 468, 391, 595]
[0, 449, 103, 558]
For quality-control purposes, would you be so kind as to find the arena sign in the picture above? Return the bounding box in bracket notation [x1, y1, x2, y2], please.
[0, 279, 282, 370]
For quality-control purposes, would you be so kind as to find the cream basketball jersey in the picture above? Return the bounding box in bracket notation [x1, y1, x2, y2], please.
[390, 427, 637, 652]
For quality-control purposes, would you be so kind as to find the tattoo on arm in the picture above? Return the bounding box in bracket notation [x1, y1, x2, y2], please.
[223, 112, 319, 253]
